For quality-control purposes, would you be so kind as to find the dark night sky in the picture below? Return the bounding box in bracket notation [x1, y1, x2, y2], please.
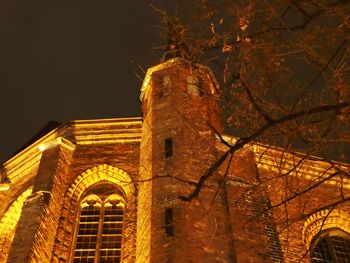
[0, 1, 169, 163]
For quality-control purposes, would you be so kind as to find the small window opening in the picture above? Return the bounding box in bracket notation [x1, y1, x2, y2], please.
[198, 78, 204, 96]
[165, 208, 174, 237]
[165, 138, 173, 158]
[159, 75, 171, 97]
[163, 75, 171, 88]
[187, 75, 200, 96]
[157, 90, 164, 98]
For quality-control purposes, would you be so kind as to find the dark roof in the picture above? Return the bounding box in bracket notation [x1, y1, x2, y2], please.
[11, 120, 62, 158]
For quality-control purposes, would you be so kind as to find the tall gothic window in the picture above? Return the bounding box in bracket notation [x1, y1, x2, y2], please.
[311, 229, 350, 263]
[72, 184, 125, 263]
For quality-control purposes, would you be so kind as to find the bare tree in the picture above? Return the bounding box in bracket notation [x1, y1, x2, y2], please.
[151, 1, 350, 262]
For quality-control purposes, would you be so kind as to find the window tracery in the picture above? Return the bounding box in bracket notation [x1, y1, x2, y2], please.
[73, 185, 125, 263]
[311, 229, 350, 263]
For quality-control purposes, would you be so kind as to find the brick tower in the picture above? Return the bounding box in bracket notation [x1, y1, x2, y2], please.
[0, 43, 350, 263]
[137, 56, 236, 262]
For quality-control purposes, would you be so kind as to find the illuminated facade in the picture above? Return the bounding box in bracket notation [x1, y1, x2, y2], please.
[0, 58, 349, 263]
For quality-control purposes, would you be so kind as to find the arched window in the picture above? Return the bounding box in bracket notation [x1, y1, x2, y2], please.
[72, 184, 125, 263]
[311, 229, 350, 262]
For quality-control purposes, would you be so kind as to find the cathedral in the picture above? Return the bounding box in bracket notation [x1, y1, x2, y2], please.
[0, 56, 349, 263]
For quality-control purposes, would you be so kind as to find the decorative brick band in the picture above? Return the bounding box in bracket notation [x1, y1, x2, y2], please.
[66, 164, 135, 202]
[53, 164, 136, 262]
[302, 209, 350, 249]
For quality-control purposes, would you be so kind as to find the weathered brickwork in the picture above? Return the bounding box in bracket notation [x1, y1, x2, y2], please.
[0, 187, 32, 262]
[137, 110, 153, 262]
[139, 61, 236, 262]
[8, 142, 74, 263]
[52, 164, 137, 263]
[0, 58, 349, 263]
[213, 147, 282, 263]
[262, 168, 350, 263]
[0, 121, 142, 263]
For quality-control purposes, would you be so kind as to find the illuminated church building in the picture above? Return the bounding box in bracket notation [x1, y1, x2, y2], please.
[0, 55, 350, 263]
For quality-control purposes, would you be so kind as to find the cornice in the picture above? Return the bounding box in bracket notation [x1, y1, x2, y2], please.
[140, 58, 220, 101]
[0, 117, 142, 187]
[71, 117, 142, 145]
[216, 134, 350, 189]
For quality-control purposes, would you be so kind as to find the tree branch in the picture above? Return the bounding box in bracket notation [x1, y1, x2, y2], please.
[181, 101, 350, 201]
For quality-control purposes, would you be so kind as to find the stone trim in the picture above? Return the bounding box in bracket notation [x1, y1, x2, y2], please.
[1, 118, 142, 185]
[53, 164, 136, 263]
[302, 209, 350, 249]
[66, 164, 135, 202]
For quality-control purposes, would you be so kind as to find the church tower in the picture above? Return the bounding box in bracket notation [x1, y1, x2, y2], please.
[137, 55, 236, 262]
[1, 31, 350, 263]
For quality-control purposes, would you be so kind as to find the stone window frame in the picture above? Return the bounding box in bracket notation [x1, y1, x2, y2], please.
[52, 164, 136, 263]
[72, 187, 126, 263]
[302, 209, 350, 262]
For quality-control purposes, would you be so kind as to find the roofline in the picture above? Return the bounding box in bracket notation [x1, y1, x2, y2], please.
[0, 117, 142, 185]
[140, 57, 220, 101]
[217, 134, 350, 189]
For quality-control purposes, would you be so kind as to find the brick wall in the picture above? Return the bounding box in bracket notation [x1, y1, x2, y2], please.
[214, 146, 283, 263]
[8, 143, 74, 262]
[51, 144, 140, 263]
[0, 58, 349, 263]
[138, 60, 245, 262]
[262, 167, 350, 263]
